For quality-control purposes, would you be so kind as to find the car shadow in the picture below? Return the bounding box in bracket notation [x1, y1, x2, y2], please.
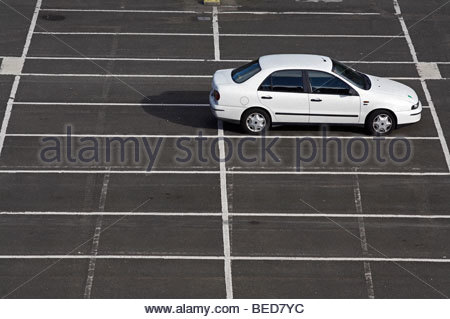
[140, 91, 217, 130]
[140, 91, 369, 135]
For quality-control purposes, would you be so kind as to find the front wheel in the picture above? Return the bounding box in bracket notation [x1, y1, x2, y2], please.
[366, 110, 396, 136]
[241, 108, 271, 135]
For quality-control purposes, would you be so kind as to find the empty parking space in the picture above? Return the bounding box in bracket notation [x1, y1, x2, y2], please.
[221, 37, 413, 61]
[233, 260, 367, 298]
[41, 0, 208, 11]
[36, 12, 213, 33]
[0, 0, 36, 56]
[28, 34, 214, 59]
[365, 218, 450, 258]
[371, 262, 450, 298]
[358, 176, 450, 215]
[224, 0, 395, 13]
[99, 215, 223, 255]
[227, 174, 355, 214]
[7, 104, 217, 135]
[104, 174, 221, 213]
[219, 14, 402, 36]
[22, 59, 238, 75]
[231, 216, 361, 257]
[0, 173, 104, 212]
[0, 136, 220, 171]
[0, 259, 88, 298]
[15, 77, 210, 103]
[347, 62, 419, 78]
[402, 4, 450, 62]
[0, 215, 96, 254]
[91, 259, 226, 298]
[224, 137, 447, 172]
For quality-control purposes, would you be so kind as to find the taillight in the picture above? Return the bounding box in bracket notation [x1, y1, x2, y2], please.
[213, 90, 220, 101]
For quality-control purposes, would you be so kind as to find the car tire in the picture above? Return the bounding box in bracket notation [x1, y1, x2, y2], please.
[366, 110, 396, 136]
[241, 108, 271, 135]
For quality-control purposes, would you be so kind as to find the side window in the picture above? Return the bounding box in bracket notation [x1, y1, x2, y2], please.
[308, 70, 352, 95]
[258, 70, 304, 93]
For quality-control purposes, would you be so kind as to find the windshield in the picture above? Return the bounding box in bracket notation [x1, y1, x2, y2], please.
[332, 59, 370, 90]
[231, 60, 261, 83]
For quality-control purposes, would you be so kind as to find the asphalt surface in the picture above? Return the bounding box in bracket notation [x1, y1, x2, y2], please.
[0, 0, 449, 299]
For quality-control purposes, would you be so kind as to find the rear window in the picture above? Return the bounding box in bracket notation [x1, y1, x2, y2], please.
[231, 60, 261, 83]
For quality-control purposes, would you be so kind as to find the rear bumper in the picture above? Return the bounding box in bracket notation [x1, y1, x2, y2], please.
[209, 94, 242, 122]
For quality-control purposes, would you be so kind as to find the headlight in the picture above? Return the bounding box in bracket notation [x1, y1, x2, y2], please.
[411, 102, 419, 110]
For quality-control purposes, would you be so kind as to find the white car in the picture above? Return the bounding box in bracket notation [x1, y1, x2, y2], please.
[209, 54, 422, 135]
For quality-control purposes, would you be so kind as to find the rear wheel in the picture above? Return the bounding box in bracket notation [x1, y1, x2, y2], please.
[241, 108, 271, 135]
[366, 110, 396, 136]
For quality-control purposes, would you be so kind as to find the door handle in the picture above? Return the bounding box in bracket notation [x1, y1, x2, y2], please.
[310, 98, 322, 102]
[261, 96, 273, 99]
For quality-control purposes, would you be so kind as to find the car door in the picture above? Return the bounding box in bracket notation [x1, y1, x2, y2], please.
[306, 70, 361, 124]
[257, 70, 309, 123]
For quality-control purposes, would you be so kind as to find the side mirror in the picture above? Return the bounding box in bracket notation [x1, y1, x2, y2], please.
[349, 88, 358, 96]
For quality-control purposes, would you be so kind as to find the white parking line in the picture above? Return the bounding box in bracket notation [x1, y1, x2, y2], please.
[21, 73, 212, 78]
[217, 120, 233, 299]
[2, 211, 450, 219]
[219, 11, 380, 15]
[84, 172, 110, 299]
[39, 8, 378, 15]
[13, 102, 210, 106]
[0, 211, 223, 216]
[212, 7, 221, 61]
[0, 0, 42, 158]
[34, 32, 212, 36]
[393, 0, 450, 172]
[353, 174, 375, 299]
[40, 9, 207, 14]
[0, 255, 448, 262]
[34, 31, 402, 38]
[16, 56, 450, 65]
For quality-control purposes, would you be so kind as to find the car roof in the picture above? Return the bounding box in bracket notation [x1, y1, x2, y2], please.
[258, 54, 333, 72]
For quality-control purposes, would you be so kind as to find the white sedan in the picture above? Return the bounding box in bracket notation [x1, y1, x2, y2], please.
[209, 54, 422, 135]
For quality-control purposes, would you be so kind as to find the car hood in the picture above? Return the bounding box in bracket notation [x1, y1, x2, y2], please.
[367, 75, 418, 104]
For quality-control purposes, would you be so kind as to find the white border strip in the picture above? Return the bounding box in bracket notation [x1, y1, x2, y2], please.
[0, 170, 447, 176]
[4, 133, 440, 140]
[1, 211, 450, 219]
[0, 255, 448, 262]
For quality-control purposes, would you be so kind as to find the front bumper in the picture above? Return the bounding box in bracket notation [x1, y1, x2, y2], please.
[396, 101, 422, 125]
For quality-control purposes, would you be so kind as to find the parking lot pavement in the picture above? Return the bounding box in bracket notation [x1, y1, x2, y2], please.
[0, 0, 36, 56]
[0, 0, 449, 299]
